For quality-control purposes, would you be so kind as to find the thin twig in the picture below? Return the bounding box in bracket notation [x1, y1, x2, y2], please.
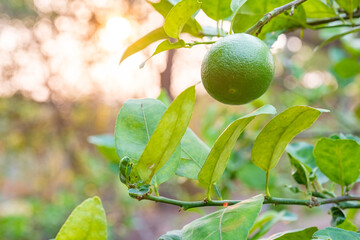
[311, 24, 360, 29]
[245, 0, 308, 35]
[307, 10, 360, 26]
[185, 41, 216, 47]
[131, 194, 360, 210]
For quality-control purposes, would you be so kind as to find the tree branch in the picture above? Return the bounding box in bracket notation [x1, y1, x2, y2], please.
[132, 194, 360, 210]
[307, 10, 360, 26]
[245, 0, 308, 35]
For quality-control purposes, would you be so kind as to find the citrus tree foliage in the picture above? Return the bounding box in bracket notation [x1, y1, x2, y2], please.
[55, 0, 360, 239]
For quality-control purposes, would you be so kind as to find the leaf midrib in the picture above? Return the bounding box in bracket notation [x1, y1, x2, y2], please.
[206, 118, 251, 185]
[182, 148, 202, 169]
[266, 109, 310, 171]
[335, 143, 344, 186]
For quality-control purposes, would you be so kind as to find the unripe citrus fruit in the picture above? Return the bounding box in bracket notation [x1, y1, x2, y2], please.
[201, 33, 275, 105]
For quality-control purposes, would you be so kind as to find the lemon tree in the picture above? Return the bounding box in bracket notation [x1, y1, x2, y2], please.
[55, 0, 360, 240]
[201, 33, 275, 105]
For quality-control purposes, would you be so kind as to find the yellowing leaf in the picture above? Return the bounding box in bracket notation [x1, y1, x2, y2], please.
[136, 86, 196, 183]
[251, 106, 327, 172]
[164, 0, 201, 39]
[55, 197, 107, 240]
[198, 105, 276, 192]
[182, 195, 264, 240]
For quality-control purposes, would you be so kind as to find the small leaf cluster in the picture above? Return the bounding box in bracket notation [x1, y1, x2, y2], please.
[56, 85, 360, 239]
[120, 0, 360, 65]
[86, 86, 358, 239]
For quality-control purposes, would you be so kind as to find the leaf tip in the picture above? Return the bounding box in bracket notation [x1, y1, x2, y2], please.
[139, 61, 146, 69]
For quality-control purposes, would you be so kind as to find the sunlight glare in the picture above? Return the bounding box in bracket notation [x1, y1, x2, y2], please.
[271, 34, 287, 53]
[99, 17, 132, 52]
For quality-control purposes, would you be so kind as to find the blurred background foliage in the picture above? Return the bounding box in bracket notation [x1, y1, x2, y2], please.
[1, 0, 360, 239]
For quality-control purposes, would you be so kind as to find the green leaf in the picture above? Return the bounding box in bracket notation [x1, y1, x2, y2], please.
[335, 0, 360, 19]
[114, 98, 181, 185]
[251, 106, 328, 172]
[181, 195, 264, 240]
[288, 153, 310, 189]
[149, 0, 176, 17]
[286, 142, 329, 184]
[176, 129, 210, 179]
[88, 134, 119, 163]
[157, 89, 172, 106]
[140, 39, 185, 68]
[315, 27, 360, 51]
[158, 230, 182, 240]
[230, 0, 247, 12]
[286, 142, 316, 169]
[337, 219, 358, 231]
[149, 0, 202, 37]
[120, 28, 168, 63]
[136, 86, 196, 184]
[250, 210, 297, 239]
[232, 0, 306, 37]
[198, 105, 276, 190]
[333, 58, 360, 79]
[313, 138, 360, 187]
[267, 227, 318, 240]
[201, 0, 233, 20]
[164, 0, 202, 39]
[55, 197, 107, 240]
[128, 184, 152, 197]
[331, 133, 360, 143]
[330, 207, 346, 227]
[302, 0, 337, 18]
[313, 227, 360, 239]
[119, 156, 137, 185]
[284, 184, 301, 194]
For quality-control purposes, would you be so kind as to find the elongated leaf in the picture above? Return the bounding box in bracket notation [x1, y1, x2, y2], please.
[176, 129, 210, 179]
[232, 0, 306, 37]
[158, 230, 182, 240]
[230, 0, 247, 12]
[315, 27, 360, 51]
[88, 134, 118, 163]
[164, 0, 201, 39]
[201, 0, 233, 20]
[333, 58, 360, 79]
[267, 227, 318, 240]
[198, 105, 276, 188]
[136, 86, 196, 183]
[286, 142, 316, 169]
[313, 138, 360, 187]
[335, 0, 360, 20]
[251, 106, 328, 172]
[182, 195, 264, 240]
[302, 0, 336, 18]
[120, 28, 168, 63]
[337, 219, 357, 231]
[149, 0, 202, 37]
[55, 197, 107, 240]
[149, 0, 177, 17]
[157, 88, 172, 106]
[330, 207, 346, 227]
[114, 98, 180, 184]
[140, 39, 185, 68]
[250, 210, 297, 239]
[288, 153, 310, 189]
[313, 227, 360, 239]
[286, 142, 329, 184]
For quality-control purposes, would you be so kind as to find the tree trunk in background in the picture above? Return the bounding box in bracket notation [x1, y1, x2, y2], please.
[160, 49, 175, 100]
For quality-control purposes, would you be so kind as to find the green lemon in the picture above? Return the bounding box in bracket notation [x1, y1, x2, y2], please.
[201, 33, 275, 105]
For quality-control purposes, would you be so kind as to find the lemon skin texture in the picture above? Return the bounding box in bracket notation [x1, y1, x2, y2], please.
[201, 33, 275, 105]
